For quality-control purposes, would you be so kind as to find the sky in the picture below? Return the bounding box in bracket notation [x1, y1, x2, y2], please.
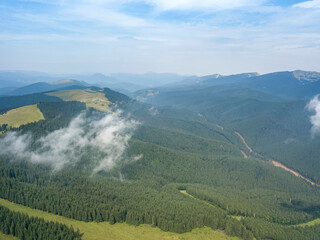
[0, 0, 320, 75]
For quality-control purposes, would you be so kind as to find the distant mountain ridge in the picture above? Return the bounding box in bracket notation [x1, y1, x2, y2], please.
[293, 70, 320, 84]
[0, 71, 194, 94]
[2, 69, 320, 240]
[0, 79, 90, 96]
[1, 70, 320, 99]
[241, 71, 320, 99]
[136, 70, 320, 100]
[133, 77, 320, 183]
[0, 86, 130, 111]
[197, 72, 259, 85]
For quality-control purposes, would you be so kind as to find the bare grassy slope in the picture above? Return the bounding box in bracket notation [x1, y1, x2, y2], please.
[0, 104, 44, 128]
[0, 198, 239, 240]
[46, 89, 111, 112]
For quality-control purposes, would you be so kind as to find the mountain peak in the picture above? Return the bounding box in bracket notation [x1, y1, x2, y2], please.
[293, 70, 320, 83]
[49, 79, 76, 85]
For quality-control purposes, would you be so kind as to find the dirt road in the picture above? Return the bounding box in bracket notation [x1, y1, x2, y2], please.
[234, 131, 319, 187]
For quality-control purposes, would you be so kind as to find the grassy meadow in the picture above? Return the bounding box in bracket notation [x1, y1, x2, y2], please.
[46, 89, 111, 112]
[0, 232, 18, 240]
[0, 198, 239, 240]
[298, 218, 320, 227]
[0, 104, 44, 128]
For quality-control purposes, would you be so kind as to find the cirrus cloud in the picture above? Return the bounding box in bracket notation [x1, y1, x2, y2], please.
[294, 0, 320, 9]
[145, 0, 266, 11]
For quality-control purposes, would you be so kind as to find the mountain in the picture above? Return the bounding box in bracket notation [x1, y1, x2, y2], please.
[0, 92, 62, 111]
[183, 72, 259, 86]
[1, 74, 320, 240]
[158, 70, 320, 100]
[0, 71, 195, 93]
[0, 80, 25, 88]
[71, 73, 117, 84]
[241, 70, 320, 99]
[0, 85, 130, 111]
[109, 72, 195, 87]
[134, 81, 320, 183]
[0, 87, 19, 96]
[0, 70, 60, 85]
[0, 79, 90, 96]
[293, 70, 320, 83]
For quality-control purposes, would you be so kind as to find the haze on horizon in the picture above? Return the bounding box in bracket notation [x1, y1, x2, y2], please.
[0, 0, 320, 76]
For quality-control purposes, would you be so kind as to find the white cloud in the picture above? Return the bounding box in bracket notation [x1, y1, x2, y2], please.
[68, 4, 149, 27]
[307, 95, 320, 137]
[146, 0, 265, 11]
[294, 0, 320, 8]
[0, 132, 31, 159]
[2, 0, 320, 75]
[0, 111, 140, 172]
[148, 106, 159, 115]
[57, 0, 265, 10]
[89, 0, 266, 11]
[25, 0, 267, 11]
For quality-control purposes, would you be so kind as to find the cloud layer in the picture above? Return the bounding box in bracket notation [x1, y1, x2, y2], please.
[146, 0, 264, 11]
[294, 0, 320, 8]
[0, 111, 140, 173]
[307, 95, 320, 137]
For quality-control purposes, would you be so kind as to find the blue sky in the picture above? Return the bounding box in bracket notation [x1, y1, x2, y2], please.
[0, 0, 320, 75]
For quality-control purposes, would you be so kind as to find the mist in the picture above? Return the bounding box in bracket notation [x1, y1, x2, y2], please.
[0, 110, 140, 173]
[307, 94, 320, 137]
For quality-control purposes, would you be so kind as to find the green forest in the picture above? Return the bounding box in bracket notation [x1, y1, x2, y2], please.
[0, 86, 320, 240]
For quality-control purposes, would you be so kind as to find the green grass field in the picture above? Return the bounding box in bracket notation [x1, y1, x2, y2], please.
[0, 104, 44, 128]
[180, 190, 241, 220]
[180, 190, 220, 209]
[0, 232, 18, 240]
[297, 218, 320, 227]
[46, 89, 111, 112]
[0, 198, 239, 240]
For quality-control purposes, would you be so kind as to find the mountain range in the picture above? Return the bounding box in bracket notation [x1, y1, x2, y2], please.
[0, 69, 320, 240]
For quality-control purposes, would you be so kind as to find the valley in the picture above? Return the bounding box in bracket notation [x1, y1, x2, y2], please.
[234, 132, 253, 153]
[2, 0, 320, 238]
[234, 129, 319, 187]
[270, 160, 320, 187]
[1, 70, 320, 240]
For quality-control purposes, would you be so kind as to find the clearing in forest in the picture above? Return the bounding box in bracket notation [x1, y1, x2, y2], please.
[297, 218, 320, 227]
[0, 231, 18, 240]
[0, 198, 240, 240]
[0, 104, 44, 128]
[240, 151, 248, 159]
[46, 89, 111, 112]
[180, 190, 241, 221]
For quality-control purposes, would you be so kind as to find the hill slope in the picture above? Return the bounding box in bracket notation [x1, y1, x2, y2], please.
[1, 79, 89, 96]
[1, 83, 320, 240]
[0, 104, 44, 129]
[46, 89, 112, 112]
[135, 84, 320, 183]
[0, 198, 238, 240]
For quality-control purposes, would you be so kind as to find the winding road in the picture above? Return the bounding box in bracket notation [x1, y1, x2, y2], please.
[234, 130, 319, 187]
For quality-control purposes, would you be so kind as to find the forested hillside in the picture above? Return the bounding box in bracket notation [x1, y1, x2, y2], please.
[0, 84, 320, 240]
[0, 206, 82, 240]
[136, 84, 320, 184]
